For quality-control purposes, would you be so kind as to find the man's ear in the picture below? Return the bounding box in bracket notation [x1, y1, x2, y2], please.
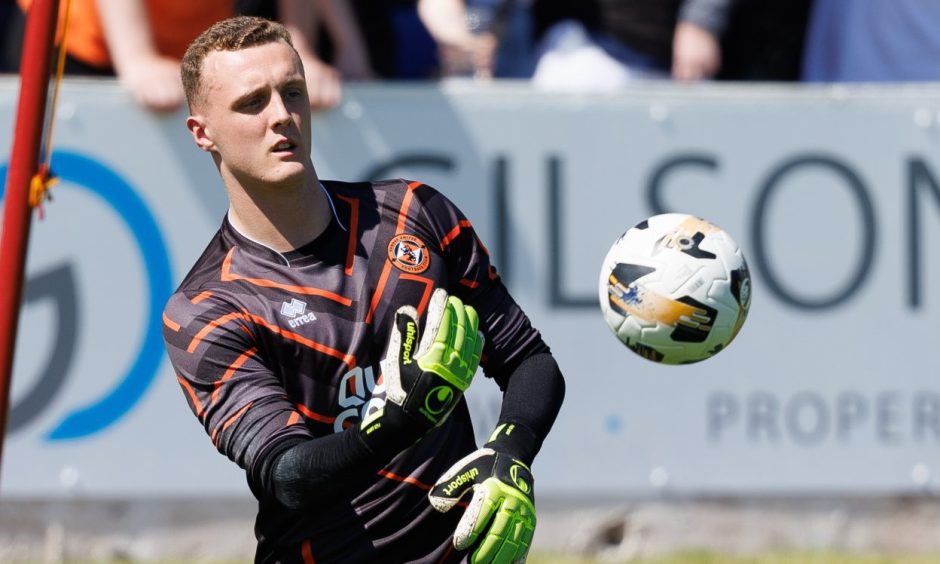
[186, 115, 215, 153]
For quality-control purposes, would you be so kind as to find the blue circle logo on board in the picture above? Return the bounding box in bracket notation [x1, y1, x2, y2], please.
[1, 150, 173, 440]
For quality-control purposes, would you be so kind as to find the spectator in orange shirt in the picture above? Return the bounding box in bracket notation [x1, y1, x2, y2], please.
[7, 0, 370, 111]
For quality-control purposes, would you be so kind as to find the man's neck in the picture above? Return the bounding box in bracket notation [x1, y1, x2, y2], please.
[225, 174, 332, 253]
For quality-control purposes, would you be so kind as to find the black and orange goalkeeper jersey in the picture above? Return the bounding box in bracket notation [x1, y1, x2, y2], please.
[162, 179, 546, 563]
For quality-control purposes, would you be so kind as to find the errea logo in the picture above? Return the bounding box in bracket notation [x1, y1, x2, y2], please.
[280, 298, 317, 328]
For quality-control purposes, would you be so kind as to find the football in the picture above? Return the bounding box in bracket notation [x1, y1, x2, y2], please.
[598, 213, 751, 364]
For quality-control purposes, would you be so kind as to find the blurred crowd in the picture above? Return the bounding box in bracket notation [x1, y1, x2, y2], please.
[1, 0, 939, 112]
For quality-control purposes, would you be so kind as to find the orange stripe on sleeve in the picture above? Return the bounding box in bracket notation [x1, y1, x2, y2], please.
[187, 312, 246, 353]
[191, 291, 214, 304]
[221, 248, 353, 306]
[376, 468, 433, 490]
[336, 195, 359, 276]
[211, 401, 253, 445]
[302, 540, 316, 564]
[176, 375, 205, 418]
[222, 402, 252, 433]
[295, 403, 336, 425]
[286, 411, 302, 427]
[458, 278, 480, 289]
[211, 347, 258, 404]
[439, 219, 473, 251]
[395, 182, 422, 234]
[163, 312, 181, 332]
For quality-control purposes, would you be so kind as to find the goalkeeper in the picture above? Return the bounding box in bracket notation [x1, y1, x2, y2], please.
[162, 16, 565, 564]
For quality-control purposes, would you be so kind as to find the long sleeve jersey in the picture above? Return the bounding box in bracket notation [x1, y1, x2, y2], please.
[163, 179, 547, 563]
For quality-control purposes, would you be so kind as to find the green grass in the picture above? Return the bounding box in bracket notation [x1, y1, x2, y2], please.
[528, 552, 940, 564]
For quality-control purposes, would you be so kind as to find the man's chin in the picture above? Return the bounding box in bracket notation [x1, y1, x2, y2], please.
[262, 162, 309, 187]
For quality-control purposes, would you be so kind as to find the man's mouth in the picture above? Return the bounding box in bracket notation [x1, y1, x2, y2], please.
[273, 141, 297, 152]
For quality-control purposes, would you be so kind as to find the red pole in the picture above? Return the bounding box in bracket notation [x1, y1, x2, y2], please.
[0, 0, 60, 478]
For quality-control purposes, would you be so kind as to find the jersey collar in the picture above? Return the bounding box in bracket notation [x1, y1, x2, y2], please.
[224, 182, 347, 267]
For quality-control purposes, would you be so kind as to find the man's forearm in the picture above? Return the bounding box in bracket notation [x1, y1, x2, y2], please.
[261, 351, 563, 509]
[259, 425, 388, 510]
[489, 352, 566, 464]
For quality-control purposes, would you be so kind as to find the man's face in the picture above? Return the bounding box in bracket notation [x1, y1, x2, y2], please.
[188, 41, 312, 189]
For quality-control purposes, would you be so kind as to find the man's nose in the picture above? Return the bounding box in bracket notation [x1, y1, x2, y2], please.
[269, 93, 292, 126]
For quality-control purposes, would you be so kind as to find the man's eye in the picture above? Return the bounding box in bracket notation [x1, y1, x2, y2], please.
[237, 96, 263, 111]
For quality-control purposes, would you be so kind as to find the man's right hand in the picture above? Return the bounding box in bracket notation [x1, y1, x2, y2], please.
[359, 289, 483, 453]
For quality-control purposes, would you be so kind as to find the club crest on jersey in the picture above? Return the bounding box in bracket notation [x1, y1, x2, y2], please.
[388, 234, 430, 273]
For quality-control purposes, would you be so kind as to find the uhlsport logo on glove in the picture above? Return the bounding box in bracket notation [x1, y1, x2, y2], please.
[401, 321, 417, 364]
[509, 463, 531, 495]
[443, 467, 480, 496]
[423, 386, 455, 418]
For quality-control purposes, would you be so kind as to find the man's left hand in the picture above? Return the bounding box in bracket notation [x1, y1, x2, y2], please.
[428, 447, 536, 563]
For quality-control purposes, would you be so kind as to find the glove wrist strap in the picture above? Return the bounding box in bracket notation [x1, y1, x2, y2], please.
[355, 407, 425, 459]
[484, 420, 541, 466]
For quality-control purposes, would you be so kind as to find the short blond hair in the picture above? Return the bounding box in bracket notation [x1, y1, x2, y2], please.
[181, 16, 295, 109]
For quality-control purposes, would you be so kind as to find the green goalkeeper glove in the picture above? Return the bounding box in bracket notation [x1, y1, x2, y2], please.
[359, 289, 484, 453]
[428, 444, 536, 563]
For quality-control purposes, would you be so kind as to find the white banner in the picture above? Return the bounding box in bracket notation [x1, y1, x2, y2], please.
[2, 78, 940, 496]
